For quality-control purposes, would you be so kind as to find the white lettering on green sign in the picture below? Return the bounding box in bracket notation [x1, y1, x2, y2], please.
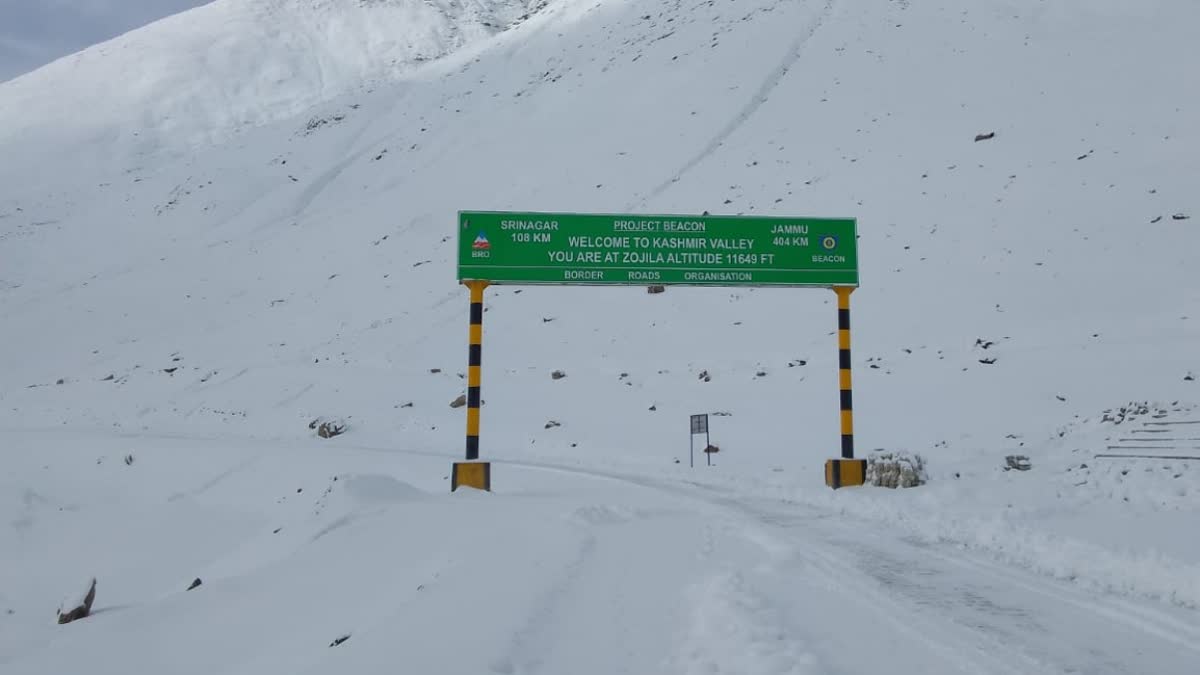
[459, 211, 858, 287]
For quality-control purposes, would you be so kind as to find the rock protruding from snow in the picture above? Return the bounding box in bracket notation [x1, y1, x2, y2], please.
[317, 420, 347, 439]
[1005, 455, 1032, 472]
[867, 451, 927, 488]
[57, 578, 96, 625]
[329, 634, 351, 647]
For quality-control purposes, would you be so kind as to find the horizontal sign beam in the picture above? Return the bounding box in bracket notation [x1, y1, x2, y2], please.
[457, 211, 858, 287]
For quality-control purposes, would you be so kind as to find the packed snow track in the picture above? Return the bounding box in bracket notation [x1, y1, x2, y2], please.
[3, 433, 1197, 675]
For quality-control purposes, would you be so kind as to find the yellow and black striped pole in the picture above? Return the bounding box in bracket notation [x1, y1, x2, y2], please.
[452, 280, 491, 491]
[837, 286, 855, 459]
[825, 286, 866, 488]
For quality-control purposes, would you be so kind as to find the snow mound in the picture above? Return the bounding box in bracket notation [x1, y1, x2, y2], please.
[0, 0, 553, 154]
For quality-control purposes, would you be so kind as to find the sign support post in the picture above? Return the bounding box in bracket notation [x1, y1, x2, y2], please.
[825, 286, 866, 488]
[689, 414, 710, 469]
[452, 280, 491, 492]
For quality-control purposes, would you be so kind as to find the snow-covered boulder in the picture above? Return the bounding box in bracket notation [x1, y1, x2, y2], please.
[866, 451, 927, 489]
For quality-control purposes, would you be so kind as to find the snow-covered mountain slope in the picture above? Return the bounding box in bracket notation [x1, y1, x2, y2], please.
[3, 0, 1196, 463]
[1, 0, 1199, 669]
[0, 0, 552, 153]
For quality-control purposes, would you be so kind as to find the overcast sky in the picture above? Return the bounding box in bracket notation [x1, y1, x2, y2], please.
[0, 0, 213, 82]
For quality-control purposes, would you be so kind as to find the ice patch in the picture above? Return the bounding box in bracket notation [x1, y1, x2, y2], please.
[566, 504, 642, 525]
[341, 474, 427, 504]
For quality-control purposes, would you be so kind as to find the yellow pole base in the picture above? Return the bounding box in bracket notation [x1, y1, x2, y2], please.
[825, 458, 867, 489]
[451, 462, 492, 492]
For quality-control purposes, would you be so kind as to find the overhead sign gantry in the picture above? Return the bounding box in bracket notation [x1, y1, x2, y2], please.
[453, 210, 865, 490]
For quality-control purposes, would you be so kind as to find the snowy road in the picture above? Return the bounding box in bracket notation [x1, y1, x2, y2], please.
[5, 432, 1195, 674]
[508, 461, 1200, 675]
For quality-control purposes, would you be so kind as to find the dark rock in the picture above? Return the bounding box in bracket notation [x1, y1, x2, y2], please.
[450, 395, 467, 408]
[187, 578, 202, 591]
[430, 368, 442, 374]
[56, 378, 65, 385]
[551, 370, 567, 380]
[101, 374, 115, 381]
[544, 420, 562, 429]
[1172, 213, 1190, 221]
[317, 420, 346, 439]
[163, 368, 178, 374]
[974, 132, 996, 142]
[57, 578, 96, 625]
[124, 454, 134, 466]
[330, 634, 351, 648]
[649, 405, 657, 411]
[698, 370, 711, 382]
[401, 402, 414, 408]
[1004, 455, 1032, 471]
[647, 285, 666, 294]
[978, 357, 997, 365]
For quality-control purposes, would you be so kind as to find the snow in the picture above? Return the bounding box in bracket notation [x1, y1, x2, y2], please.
[57, 578, 94, 616]
[2, 0, 1200, 671]
[0, 0, 555, 154]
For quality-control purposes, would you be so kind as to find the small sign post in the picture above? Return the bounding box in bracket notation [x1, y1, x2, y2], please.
[690, 414, 710, 468]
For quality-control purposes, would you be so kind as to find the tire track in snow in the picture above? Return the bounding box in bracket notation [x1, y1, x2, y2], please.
[878, 533, 1200, 657]
[629, 0, 839, 209]
[673, 571, 820, 675]
[503, 462, 1200, 675]
[166, 454, 262, 502]
[490, 532, 597, 675]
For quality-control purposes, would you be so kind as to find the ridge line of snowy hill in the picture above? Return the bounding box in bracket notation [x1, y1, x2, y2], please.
[0, 0, 557, 156]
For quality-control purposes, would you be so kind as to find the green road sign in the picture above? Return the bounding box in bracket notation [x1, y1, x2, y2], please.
[457, 211, 858, 287]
